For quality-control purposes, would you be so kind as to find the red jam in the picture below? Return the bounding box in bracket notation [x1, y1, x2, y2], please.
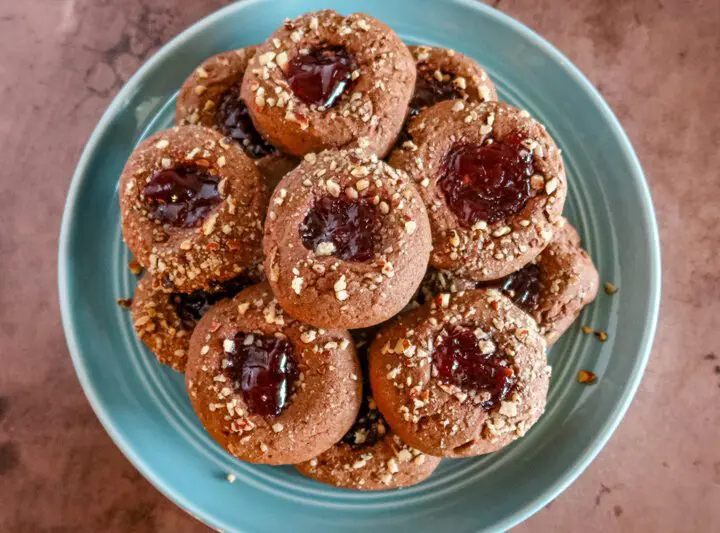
[481, 264, 542, 313]
[409, 72, 460, 117]
[438, 140, 534, 226]
[433, 326, 516, 410]
[300, 195, 381, 262]
[226, 333, 298, 417]
[142, 165, 221, 227]
[169, 275, 253, 327]
[286, 47, 358, 108]
[215, 85, 276, 159]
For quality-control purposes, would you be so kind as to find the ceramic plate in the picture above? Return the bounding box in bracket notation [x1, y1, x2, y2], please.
[59, 1, 661, 531]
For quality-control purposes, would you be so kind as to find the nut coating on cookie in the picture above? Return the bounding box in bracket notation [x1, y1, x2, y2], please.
[240, 10, 416, 157]
[119, 125, 268, 293]
[185, 283, 362, 465]
[369, 288, 550, 457]
[131, 273, 259, 372]
[263, 148, 432, 329]
[530, 219, 599, 343]
[390, 100, 567, 281]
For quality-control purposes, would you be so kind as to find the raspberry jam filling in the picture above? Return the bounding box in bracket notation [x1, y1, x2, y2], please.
[300, 195, 381, 262]
[226, 333, 299, 416]
[142, 165, 221, 227]
[170, 276, 253, 327]
[438, 139, 535, 226]
[409, 72, 461, 117]
[215, 85, 276, 159]
[433, 326, 516, 410]
[481, 264, 542, 313]
[286, 46, 358, 108]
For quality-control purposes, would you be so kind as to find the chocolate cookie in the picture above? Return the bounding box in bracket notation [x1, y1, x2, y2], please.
[185, 283, 362, 464]
[406, 45, 496, 120]
[175, 48, 299, 191]
[263, 148, 432, 329]
[240, 10, 416, 157]
[296, 329, 440, 489]
[418, 219, 599, 345]
[369, 289, 550, 457]
[529, 219, 599, 343]
[131, 272, 258, 372]
[389, 100, 567, 281]
[119, 125, 267, 293]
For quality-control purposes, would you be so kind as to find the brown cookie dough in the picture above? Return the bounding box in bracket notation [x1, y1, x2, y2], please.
[389, 100, 567, 281]
[263, 148, 432, 329]
[369, 289, 550, 457]
[119, 125, 267, 293]
[417, 219, 599, 345]
[175, 48, 299, 190]
[406, 45, 497, 119]
[131, 272, 259, 372]
[296, 329, 440, 489]
[240, 10, 416, 158]
[185, 283, 362, 465]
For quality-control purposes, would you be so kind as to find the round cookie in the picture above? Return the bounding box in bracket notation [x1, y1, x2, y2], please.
[263, 148, 432, 329]
[240, 10, 416, 158]
[406, 45, 496, 119]
[185, 283, 362, 465]
[369, 289, 550, 457]
[175, 48, 299, 190]
[296, 329, 440, 490]
[131, 272, 259, 372]
[418, 219, 599, 345]
[389, 100, 567, 281]
[119, 125, 267, 293]
[528, 219, 599, 343]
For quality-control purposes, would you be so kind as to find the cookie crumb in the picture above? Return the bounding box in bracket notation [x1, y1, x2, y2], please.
[604, 282, 618, 295]
[594, 331, 608, 342]
[226, 473, 236, 483]
[116, 298, 133, 309]
[581, 325, 593, 335]
[577, 370, 597, 384]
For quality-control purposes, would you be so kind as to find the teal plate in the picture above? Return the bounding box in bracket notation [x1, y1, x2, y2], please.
[59, 1, 661, 531]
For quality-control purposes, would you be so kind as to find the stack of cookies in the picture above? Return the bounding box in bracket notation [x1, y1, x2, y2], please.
[120, 9, 599, 490]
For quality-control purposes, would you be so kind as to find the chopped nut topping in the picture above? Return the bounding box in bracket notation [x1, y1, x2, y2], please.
[604, 282, 618, 295]
[577, 370, 597, 384]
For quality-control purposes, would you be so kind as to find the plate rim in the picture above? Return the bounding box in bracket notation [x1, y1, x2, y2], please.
[58, 1, 662, 531]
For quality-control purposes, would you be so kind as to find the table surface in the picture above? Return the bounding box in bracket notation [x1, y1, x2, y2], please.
[1, 0, 718, 531]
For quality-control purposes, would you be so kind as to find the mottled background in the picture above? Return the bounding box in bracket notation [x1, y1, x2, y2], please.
[0, 0, 718, 531]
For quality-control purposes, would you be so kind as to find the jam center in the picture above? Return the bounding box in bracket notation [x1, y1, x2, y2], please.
[299, 195, 381, 262]
[170, 275, 253, 327]
[433, 326, 516, 410]
[226, 333, 298, 417]
[438, 140, 534, 226]
[286, 46, 357, 108]
[409, 71, 461, 117]
[215, 85, 275, 159]
[481, 264, 542, 313]
[142, 165, 221, 227]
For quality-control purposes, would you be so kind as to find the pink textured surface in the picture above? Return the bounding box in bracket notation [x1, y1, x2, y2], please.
[0, 0, 718, 531]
